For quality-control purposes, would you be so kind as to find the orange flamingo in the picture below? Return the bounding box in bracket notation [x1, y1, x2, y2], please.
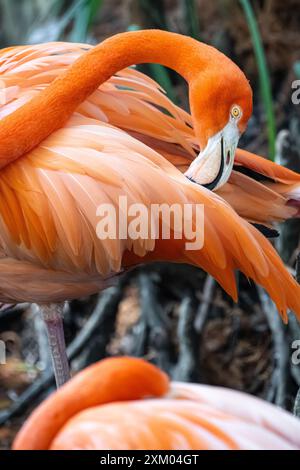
[13, 357, 300, 450]
[0, 31, 300, 386]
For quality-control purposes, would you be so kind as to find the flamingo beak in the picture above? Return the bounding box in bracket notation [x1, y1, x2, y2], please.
[184, 121, 240, 191]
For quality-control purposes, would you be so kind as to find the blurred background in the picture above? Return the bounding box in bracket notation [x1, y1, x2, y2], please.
[0, 0, 300, 448]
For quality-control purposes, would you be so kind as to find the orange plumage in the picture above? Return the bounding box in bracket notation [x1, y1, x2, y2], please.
[13, 357, 300, 450]
[0, 31, 299, 322]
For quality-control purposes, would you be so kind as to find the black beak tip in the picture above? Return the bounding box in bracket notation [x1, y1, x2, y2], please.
[185, 137, 225, 191]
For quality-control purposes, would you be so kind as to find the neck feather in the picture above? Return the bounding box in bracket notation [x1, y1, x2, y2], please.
[13, 357, 169, 450]
[0, 30, 229, 167]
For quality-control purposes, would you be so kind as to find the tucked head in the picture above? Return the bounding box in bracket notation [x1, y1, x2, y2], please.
[186, 60, 253, 190]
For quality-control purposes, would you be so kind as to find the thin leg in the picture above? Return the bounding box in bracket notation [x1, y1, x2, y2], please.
[38, 303, 70, 388]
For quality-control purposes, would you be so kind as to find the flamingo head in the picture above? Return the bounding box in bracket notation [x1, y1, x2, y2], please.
[185, 67, 253, 191]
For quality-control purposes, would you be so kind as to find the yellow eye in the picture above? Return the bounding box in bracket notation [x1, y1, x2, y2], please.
[231, 105, 242, 119]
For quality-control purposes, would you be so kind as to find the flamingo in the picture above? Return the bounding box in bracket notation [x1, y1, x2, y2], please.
[12, 357, 300, 450]
[0, 30, 300, 387]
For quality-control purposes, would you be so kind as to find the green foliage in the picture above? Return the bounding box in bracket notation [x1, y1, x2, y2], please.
[239, 0, 276, 161]
[294, 61, 300, 80]
[0, 0, 103, 45]
[0, 0, 60, 45]
[69, 0, 103, 43]
[184, 0, 201, 40]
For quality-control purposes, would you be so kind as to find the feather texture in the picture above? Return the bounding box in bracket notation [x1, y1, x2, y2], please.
[0, 42, 299, 319]
[13, 357, 300, 450]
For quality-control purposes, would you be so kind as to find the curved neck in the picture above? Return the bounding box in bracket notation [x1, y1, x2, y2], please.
[0, 30, 222, 168]
[13, 357, 169, 450]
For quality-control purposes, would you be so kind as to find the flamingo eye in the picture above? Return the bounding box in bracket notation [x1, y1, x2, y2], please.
[230, 105, 242, 120]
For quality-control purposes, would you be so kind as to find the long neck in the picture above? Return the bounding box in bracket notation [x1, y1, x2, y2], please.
[13, 357, 169, 450]
[0, 30, 220, 168]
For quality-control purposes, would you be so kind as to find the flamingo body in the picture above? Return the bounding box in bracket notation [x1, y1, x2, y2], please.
[0, 33, 299, 319]
[13, 357, 300, 450]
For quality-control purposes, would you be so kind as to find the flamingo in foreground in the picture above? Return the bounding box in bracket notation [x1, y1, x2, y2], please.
[13, 357, 300, 450]
[0, 30, 300, 387]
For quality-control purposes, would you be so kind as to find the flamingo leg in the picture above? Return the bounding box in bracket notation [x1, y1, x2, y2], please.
[38, 303, 70, 388]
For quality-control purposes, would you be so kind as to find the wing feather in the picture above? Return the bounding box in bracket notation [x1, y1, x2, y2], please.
[0, 44, 300, 318]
